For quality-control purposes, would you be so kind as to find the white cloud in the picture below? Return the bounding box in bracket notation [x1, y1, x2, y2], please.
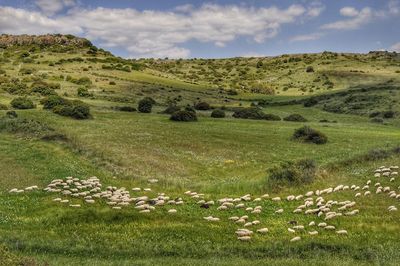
[390, 42, 400, 52]
[35, 0, 76, 15]
[340, 7, 359, 17]
[321, 7, 373, 30]
[0, 3, 321, 58]
[290, 32, 324, 42]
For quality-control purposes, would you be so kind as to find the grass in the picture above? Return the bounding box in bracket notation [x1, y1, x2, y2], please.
[0, 37, 400, 265]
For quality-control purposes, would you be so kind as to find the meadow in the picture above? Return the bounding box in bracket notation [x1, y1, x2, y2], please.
[0, 35, 400, 265]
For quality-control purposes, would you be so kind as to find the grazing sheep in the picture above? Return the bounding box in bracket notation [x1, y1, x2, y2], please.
[290, 236, 301, 242]
[308, 231, 318, 235]
[238, 236, 251, 241]
[272, 197, 281, 201]
[336, 230, 348, 235]
[288, 228, 295, 233]
[325, 225, 335, 230]
[257, 228, 269, 234]
[275, 209, 284, 214]
[309, 221, 315, 226]
[235, 203, 245, 208]
[168, 209, 177, 213]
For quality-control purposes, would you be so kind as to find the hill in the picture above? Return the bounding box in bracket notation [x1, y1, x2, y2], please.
[0, 35, 400, 265]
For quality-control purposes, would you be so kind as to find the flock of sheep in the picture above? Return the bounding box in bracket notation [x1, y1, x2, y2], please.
[8, 165, 399, 242]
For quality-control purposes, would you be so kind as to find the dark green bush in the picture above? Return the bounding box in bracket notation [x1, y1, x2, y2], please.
[162, 105, 181, 114]
[6, 111, 17, 118]
[194, 101, 211, 110]
[264, 113, 281, 121]
[232, 107, 266, 120]
[53, 101, 91, 119]
[2, 82, 28, 95]
[30, 81, 58, 96]
[284, 114, 308, 122]
[109, 81, 116, 85]
[115, 106, 136, 112]
[10, 97, 35, 109]
[138, 97, 154, 113]
[306, 66, 314, 72]
[303, 98, 318, 107]
[77, 87, 93, 97]
[293, 126, 327, 144]
[170, 110, 197, 122]
[19, 68, 33, 75]
[41, 95, 69, 110]
[382, 110, 395, 118]
[268, 159, 316, 188]
[211, 109, 225, 118]
[363, 149, 390, 161]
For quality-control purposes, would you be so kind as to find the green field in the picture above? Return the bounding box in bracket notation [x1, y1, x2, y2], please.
[0, 36, 400, 265]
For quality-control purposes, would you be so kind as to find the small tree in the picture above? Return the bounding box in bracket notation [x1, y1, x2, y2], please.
[138, 98, 154, 113]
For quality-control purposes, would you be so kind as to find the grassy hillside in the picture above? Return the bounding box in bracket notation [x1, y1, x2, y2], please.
[0, 35, 400, 265]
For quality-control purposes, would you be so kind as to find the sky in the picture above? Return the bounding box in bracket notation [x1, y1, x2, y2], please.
[0, 0, 399, 59]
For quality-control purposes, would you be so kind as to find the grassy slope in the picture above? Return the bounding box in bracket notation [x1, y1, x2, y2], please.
[0, 41, 400, 265]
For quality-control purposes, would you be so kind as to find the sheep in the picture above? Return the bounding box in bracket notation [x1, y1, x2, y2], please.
[238, 236, 251, 241]
[286, 195, 295, 201]
[236, 229, 253, 237]
[388, 206, 398, 212]
[290, 236, 301, 242]
[336, 230, 348, 235]
[325, 225, 336, 230]
[168, 209, 177, 213]
[288, 228, 295, 233]
[70, 204, 81, 208]
[244, 222, 253, 227]
[308, 231, 318, 235]
[275, 208, 284, 214]
[309, 221, 315, 226]
[364, 191, 371, 196]
[318, 222, 327, 227]
[272, 197, 281, 201]
[293, 225, 304, 230]
[305, 191, 314, 197]
[257, 228, 269, 234]
[261, 194, 269, 198]
[355, 193, 361, 198]
[252, 220, 260, 225]
[229, 216, 239, 221]
[9, 188, 18, 193]
[390, 178, 395, 182]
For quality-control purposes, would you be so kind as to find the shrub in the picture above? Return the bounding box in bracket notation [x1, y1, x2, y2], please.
[162, 105, 180, 114]
[30, 81, 58, 96]
[138, 97, 154, 113]
[2, 82, 28, 95]
[292, 126, 327, 144]
[6, 111, 17, 118]
[232, 107, 266, 120]
[194, 101, 211, 110]
[115, 106, 136, 112]
[10, 97, 35, 109]
[306, 66, 314, 72]
[264, 113, 281, 121]
[109, 81, 116, 85]
[53, 100, 91, 119]
[170, 110, 197, 122]
[185, 105, 196, 113]
[268, 159, 317, 188]
[382, 110, 395, 119]
[226, 89, 238, 95]
[77, 87, 93, 97]
[41, 95, 69, 110]
[303, 98, 318, 107]
[363, 149, 390, 161]
[284, 114, 308, 122]
[211, 109, 225, 118]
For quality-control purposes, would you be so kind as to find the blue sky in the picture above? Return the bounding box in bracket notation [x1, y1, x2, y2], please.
[0, 0, 399, 58]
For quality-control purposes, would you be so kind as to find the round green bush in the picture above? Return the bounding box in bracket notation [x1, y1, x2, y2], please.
[138, 97, 154, 113]
[292, 126, 327, 144]
[283, 114, 308, 122]
[232, 107, 266, 120]
[264, 113, 281, 121]
[211, 109, 225, 118]
[306, 66, 314, 73]
[303, 98, 318, 107]
[41, 95, 68, 110]
[170, 110, 197, 122]
[10, 97, 35, 109]
[194, 101, 211, 110]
